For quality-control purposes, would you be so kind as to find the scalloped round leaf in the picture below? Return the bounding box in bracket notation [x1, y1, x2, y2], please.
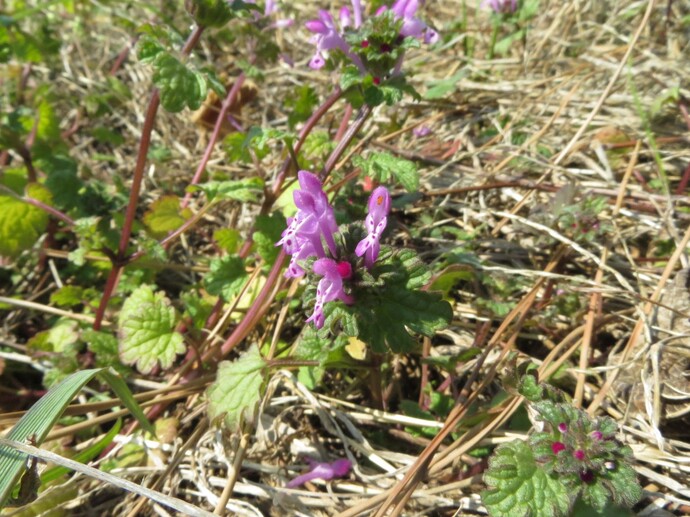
[0, 183, 51, 258]
[118, 285, 185, 374]
[206, 346, 266, 431]
[483, 440, 571, 517]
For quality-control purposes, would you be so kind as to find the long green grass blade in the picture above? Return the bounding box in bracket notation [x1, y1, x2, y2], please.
[39, 419, 122, 485]
[0, 368, 152, 508]
[98, 369, 155, 435]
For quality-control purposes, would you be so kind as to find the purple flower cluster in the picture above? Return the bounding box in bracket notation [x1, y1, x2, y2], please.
[482, 0, 518, 14]
[276, 171, 391, 328]
[305, 0, 438, 73]
[277, 171, 339, 279]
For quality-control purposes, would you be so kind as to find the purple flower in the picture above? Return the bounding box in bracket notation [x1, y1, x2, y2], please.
[413, 125, 432, 138]
[305, 0, 437, 74]
[558, 422, 567, 433]
[306, 258, 354, 329]
[481, 0, 518, 14]
[276, 171, 339, 278]
[286, 458, 352, 488]
[355, 186, 391, 269]
[387, 0, 439, 44]
[573, 449, 585, 461]
[305, 6, 365, 71]
[591, 430, 603, 441]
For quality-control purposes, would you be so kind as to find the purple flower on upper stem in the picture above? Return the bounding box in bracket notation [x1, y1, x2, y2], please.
[481, 0, 518, 14]
[276, 171, 339, 278]
[305, 0, 437, 74]
[306, 258, 355, 329]
[305, 6, 365, 71]
[286, 458, 352, 488]
[386, 0, 439, 44]
[355, 186, 391, 269]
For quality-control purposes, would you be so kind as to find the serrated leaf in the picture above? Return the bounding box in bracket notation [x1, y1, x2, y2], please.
[317, 247, 452, 354]
[118, 285, 185, 374]
[203, 255, 247, 302]
[142, 195, 192, 238]
[353, 151, 419, 192]
[340, 65, 364, 91]
[137, 34, 165, 63]
[0, 368, 152, 508]
[483, 440, 571, 517]
[152, 53, 207, 113]
[186, 177, 264, 203]
[0, 183, 51, 258]
[35, 99, 60, 143]
[206, 346, 266, 431]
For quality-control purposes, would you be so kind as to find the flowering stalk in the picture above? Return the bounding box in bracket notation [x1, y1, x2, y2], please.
[93, 25, 205, 330]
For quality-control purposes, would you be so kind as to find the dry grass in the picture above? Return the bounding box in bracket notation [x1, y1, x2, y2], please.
[2, 0, 690, 515]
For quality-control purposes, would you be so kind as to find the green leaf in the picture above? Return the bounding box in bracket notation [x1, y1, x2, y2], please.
[253, 212, 286, 266]
[152, 53, 207, 113]
[118, 285, 185, 374]
[294, 327, 350, 388]
[315, 246, 452, 354]
[82, 329, 130, 375]
[0, 368, 153, 508]
[340, 65, 364, 91]
[301, 130, 335, 164]
[0, 183, 51, 258]
[186, 177, 264, 203]
[35, 99, 60, 143]
[50, 286, 87, 308]
[203, 255, 247, 302]
[142, 195, 192, 238]
[213, 228, 241, 254]
[224, 132, 252, 163]
[207, 346, 267, 431]
[424, 70, 466, 100]
[137, 34, 166, 63]
[286, 85, 319, 129]
[352, 151, 419, 192]
[482, 440, 571, 517]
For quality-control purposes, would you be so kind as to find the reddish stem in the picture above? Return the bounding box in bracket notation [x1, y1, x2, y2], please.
[181, 72, 248, 209]
[92, 25, 205, 330]
[334, 103, 353, 142]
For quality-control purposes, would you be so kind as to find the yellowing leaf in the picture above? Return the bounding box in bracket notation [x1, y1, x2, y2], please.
[345, 337, 367, 361]
[0, 183, 51, 258]
[143, 196, 192, 239]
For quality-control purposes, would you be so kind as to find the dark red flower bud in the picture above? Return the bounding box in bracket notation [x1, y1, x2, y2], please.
[551, 442, 566, 454]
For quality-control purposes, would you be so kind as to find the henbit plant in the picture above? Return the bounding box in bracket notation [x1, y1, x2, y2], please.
[482, 371, 642, 517]
[1, 0, 444, 507]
